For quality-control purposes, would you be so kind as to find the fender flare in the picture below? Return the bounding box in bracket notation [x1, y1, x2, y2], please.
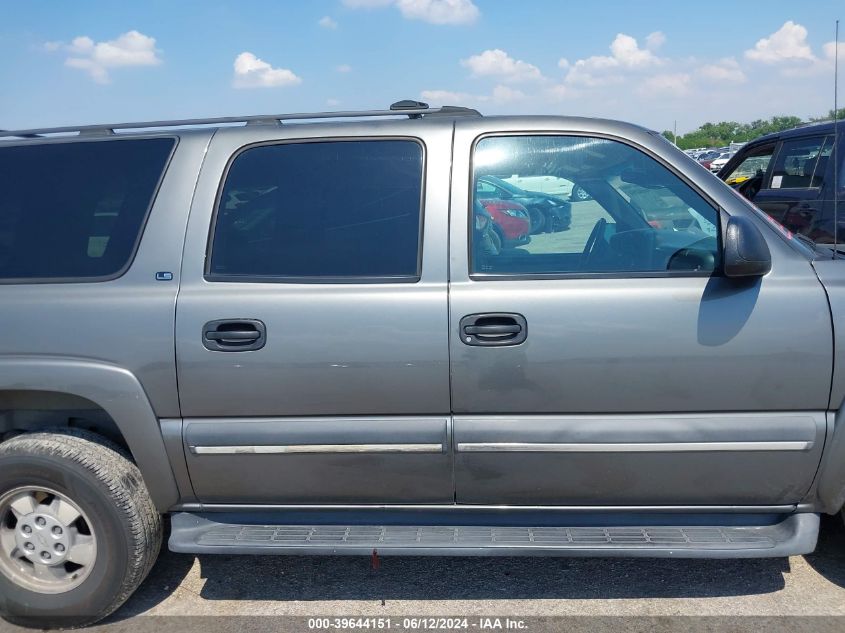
[0, 356, 179, 511]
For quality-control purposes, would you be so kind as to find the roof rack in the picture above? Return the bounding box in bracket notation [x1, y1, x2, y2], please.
[0, 101, 482, 139]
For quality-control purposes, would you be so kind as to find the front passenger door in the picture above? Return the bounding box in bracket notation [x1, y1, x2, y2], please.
[449, 125, 831, 507]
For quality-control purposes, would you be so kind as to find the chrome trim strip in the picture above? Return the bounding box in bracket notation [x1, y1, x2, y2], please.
[191, 443, 443, 455]
[456, 441, 813, 453]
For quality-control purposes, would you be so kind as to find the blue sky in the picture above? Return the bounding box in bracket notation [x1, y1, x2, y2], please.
[0, 0, 842, 133]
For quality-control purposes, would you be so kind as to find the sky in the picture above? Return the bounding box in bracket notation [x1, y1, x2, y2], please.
[0, 0, 843, 134]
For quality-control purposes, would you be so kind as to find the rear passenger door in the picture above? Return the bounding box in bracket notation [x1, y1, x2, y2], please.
[448, 120, 832, 507]
[175, 125, 453, 504]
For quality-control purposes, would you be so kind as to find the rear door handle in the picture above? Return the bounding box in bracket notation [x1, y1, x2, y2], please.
[460, 313, 527, 347]
[202, 319, 266, 352]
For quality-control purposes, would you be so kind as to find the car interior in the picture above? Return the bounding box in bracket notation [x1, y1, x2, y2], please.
[471, 136, 720, 276]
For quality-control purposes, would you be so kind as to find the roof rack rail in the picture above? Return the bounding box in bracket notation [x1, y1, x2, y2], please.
[0, 129, 41, 139]
[0, 102, 482, 139]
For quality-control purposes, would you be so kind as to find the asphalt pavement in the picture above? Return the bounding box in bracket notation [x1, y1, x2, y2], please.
[99, 514, 845, 625]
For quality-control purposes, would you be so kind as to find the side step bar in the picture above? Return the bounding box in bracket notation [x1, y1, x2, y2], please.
[169, 512, 819, 559]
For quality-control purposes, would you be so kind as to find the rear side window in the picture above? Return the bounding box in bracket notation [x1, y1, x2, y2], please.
[208, 139, 424, 282]
[0, 138, 174, 281]
[769, 136, 832, 189]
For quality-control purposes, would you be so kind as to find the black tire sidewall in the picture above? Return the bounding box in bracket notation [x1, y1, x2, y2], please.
[0, 454, 132, 624]
[528, 207, 545, 233]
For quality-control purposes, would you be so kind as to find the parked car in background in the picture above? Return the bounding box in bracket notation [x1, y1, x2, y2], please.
[697, 150, 721, 170]
[476, 175, 571, 233]
[501, 174, 593, 205]
[709, 152, 734, 173]
[477, 197, 531, 249]
[718, 120, 844, 245]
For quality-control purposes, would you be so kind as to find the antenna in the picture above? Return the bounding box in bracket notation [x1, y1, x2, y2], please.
[835, 19, 840, 258]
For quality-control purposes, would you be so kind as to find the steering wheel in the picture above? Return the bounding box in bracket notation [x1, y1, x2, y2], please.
[579, 218, 607, 270]
[737, 173, 763, 200]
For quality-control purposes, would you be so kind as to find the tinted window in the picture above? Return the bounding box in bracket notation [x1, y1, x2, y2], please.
[209, 140, 423, 281]
[769, 136, 832, 189]
[0, 138, 174, 281]
[472, 135, 719, 276]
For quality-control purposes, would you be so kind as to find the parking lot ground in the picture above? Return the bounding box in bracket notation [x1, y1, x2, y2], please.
[3, 514, 845, 632]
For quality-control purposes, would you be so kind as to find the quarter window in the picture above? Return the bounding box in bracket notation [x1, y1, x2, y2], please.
[471, 135, 720, 276]
[0, 138, 174, 281]
[208, 140, 424, 281]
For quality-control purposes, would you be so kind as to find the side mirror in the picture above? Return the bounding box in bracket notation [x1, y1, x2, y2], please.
[723, 216, 772, 278]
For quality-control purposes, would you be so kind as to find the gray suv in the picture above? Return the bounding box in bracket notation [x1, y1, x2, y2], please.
[1, 101, 845, 627]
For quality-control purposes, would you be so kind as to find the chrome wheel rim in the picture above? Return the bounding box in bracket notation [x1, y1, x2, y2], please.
[0, 486, 97, 593]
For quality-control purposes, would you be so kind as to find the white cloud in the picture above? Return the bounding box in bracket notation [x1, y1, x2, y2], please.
[326, 98, 342, 106]
[565, 33, 661, 87]
[461, 49, 543, 82]
[639, 72, 691, 96]
[545, 83, 571, 101]
[420, 84, 523, 105]
[420, 89, 477, 102]
[609, 33, 662, 68]
[557, 58, 570, 70]
[48, 30, 162, 83]
[823, 40, 844, 62]
[645, 31, 666, 51]
[699, 57, 746, 83]
[232, 52, 301, 89]
[395, 0, 479, 25]
[336, 64, 352, 73]
[491, 84, 525, 102]
[318, 16, 338, 29]
[745, 21, 815, 63]
[343, 0, 479, 25]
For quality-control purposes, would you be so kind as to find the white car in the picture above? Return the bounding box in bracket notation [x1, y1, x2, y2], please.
[709, 152, 734, 173]
[502, 174, 591, 201]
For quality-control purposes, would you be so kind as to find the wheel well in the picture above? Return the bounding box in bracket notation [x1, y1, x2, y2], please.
[0, 390, 130, 456]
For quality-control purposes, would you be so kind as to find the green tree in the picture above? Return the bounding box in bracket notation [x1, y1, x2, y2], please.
[672, 114, 814, 150]
[809, 108, 845, 122]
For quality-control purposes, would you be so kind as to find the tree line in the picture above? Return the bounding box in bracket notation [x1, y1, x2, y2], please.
[662, 108, 845, 150]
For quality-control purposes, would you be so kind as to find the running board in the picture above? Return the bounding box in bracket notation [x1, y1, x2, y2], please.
[169, 512, 819, 559]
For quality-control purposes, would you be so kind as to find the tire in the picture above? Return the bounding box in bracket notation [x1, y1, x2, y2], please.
[0, 429, 162, 629]
[527, 207, 545, 234]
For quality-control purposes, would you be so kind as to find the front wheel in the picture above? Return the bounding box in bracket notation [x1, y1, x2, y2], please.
[0, 430, 162, 629]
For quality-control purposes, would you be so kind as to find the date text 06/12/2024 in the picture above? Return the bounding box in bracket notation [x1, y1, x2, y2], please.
[307, 617, 529, 630]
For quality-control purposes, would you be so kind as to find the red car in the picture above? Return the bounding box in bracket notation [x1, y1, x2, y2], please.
[478, 198, 531, 250]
